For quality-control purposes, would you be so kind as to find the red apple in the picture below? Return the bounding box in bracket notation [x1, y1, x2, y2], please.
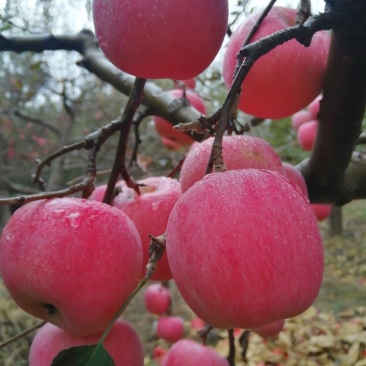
[162, 339, 229, 366]
[29, 319, 144, 365]
[297, 120, 318, 151]
[113, 176, 181, 281]
[166, 169, 324, 329]
[222, 6, 330, 119]
[153, 89, 206, 146]
[251, 319, 285, 338]
[282, 162, 308, 197]
[291, 110, 313, 131]
[89, 183, 107, 201]
[156, 316, 184, 343]
[190, 316, 205, 330]
[143, 284, 171, 315]
[308, 95, 322, 120]
[93, 0, 228, 79]
[180, 135, 284, 193]
[153, 345, 168, 366]
[0, 198, 142, 336]
[311, 203, 332, 221]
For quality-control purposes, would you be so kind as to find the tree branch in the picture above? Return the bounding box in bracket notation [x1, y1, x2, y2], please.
[299, 2, 366, 204]
[0, 30, 204, 139]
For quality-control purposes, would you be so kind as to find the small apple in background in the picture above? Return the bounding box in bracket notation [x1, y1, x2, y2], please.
[153, 89, 206, 146]
[180, 135, 284, 193]
[0, 198, 142, 336]
[311, 203, 333, 221]
[156, 316, 184, 343]
[88, 183, 107, 201]
[173, 78, 196, 90]
[308, 95, 322, 120]
[167, 169, 324, 329]
[282, 162, 308, 197]
[190, 316, 205, 331]
[222, 6, 330, 119]
[251, 319, 285, 338]
[93, 0, 228, 79]
[113, 176, 181, 281]
[297, 120, 318, 151]
[162, 339, 229, 366]
[152, 345, 168, 366]
[144, 284, 171, 315]
[29, 319, 144, 366]
[291, 110, 313, 131]
[161, 137, 182, 151]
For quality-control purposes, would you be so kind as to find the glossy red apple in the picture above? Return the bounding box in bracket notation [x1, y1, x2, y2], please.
[297, 120, 318, 151]
[144, 284, 171, 315]
[166, 169, 324, 329]
[222, 6, 330, 119]
[282, 162, 308, 197]
[311, 203, 332, 221]
[157, 316, 184, 343]
[251, 319, 285, 338]
[113, 176, 181, 281]
[93, 0, 228, 79]
[162, 339, 229, 366]
[29, 319, 144, 366]
[180, 135, 284, 193]
[0, 198, 142, 336]
[153, 89, 206, 146]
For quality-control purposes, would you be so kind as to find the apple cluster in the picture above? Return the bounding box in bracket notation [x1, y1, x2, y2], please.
[0, 1, 333, 363]
[290, 96, 333, 221]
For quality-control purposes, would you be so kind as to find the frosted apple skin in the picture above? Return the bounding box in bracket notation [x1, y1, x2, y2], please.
[298, 120, 318, 151]
[166, 169, 324, 329]
[0, 198, 142, 336]
[251, 319, 285, 338]
[93, 0, 228, 79]
[113, 176, 181, 281]
[144, 284, 171, 315]
[162, 339, 229, 366]
[180, 135, 284, 193]
[157, 316, 184, 343]
[222, 6, 330, 119]
[29, 319, 144, 366]
[153, 89, 206, 146]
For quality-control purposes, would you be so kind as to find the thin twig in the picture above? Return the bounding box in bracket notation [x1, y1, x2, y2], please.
[227, 329, 236, 366]
[0, 320, 46, 350]
[0, 178, 95, 207]
[102, 77, 147, 204]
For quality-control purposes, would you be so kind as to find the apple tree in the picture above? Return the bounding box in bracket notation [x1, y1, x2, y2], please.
[0, 0, 366, 365]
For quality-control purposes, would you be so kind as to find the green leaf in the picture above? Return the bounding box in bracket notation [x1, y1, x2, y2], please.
[51, 344, 115, 366]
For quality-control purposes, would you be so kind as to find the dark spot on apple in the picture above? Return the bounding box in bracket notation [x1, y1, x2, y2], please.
[42, 303, 58, 315]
